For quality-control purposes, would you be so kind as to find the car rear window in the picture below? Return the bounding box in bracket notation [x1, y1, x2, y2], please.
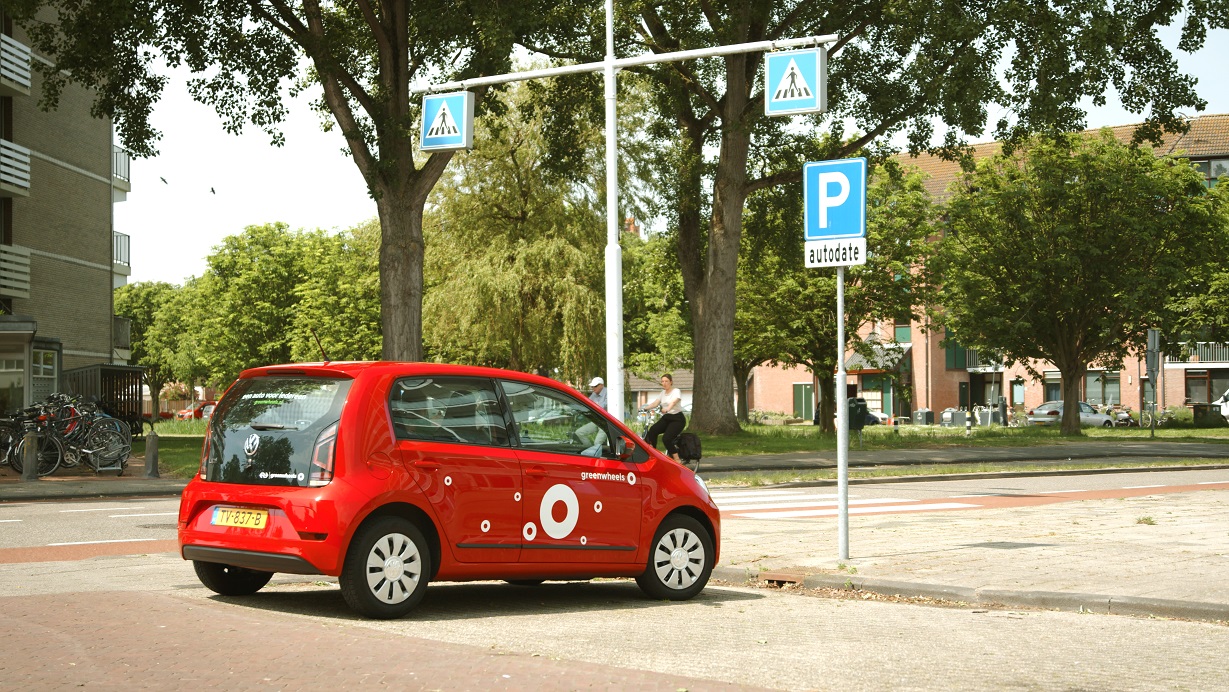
[205, 376, 351, 486]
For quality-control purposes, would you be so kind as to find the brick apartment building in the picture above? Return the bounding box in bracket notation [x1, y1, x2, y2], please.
[0, 12, 133, 413]
[748, 114, 1229, 422]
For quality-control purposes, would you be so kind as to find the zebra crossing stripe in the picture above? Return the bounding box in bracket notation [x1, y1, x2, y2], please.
[732, 502, 978, 519]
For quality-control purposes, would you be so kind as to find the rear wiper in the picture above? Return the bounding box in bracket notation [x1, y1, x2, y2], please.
[250, 423, 290, 430]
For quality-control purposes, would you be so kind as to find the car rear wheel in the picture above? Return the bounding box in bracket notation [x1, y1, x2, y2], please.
[193, 561, 273, 596]
[340, 517, 431, 619]
[636, 513, 713, 601]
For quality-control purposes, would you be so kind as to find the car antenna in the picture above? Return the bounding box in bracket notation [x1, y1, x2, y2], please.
[309, 328, 331, 363]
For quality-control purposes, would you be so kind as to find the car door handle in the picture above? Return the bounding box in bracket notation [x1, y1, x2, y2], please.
[525, 466, 547, 478]
[413, 460, 441, 471]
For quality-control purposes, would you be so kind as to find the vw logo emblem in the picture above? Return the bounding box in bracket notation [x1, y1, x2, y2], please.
[244, 433, 260, 457]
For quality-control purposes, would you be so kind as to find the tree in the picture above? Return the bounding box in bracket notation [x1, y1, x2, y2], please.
[529, 0, 1226, 434]
[9, 0, 557, 361]
[113, 281, 177, 422]
[936, 132, 1229, 435]
[744, 164, 937, 432]
[292, 219, 383, 362]
[421, 83, 605, 383]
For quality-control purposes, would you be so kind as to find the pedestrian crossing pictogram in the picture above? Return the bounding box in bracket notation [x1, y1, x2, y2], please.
[772, 59, 813, 101]
[426, 102, 460, 138]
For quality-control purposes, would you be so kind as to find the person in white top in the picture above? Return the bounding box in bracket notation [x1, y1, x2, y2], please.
[639, 373, 686, 461]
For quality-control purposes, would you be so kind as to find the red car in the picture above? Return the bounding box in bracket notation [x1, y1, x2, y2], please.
[178, 362, 720, 619]
[177, 400, 217, 420]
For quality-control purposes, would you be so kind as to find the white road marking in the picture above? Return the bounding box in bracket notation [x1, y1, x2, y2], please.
[59, 506, 145, 513]
[109, 513, 177, 518]
[47, 538, 164, 547]
[719, 498, 914, 512]
[733, 502, 979, 519]
[1123, 485, 1164, 489]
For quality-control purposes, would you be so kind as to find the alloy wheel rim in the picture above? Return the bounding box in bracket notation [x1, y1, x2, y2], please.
[653, 527, 705, 590]
[365, 532, 421, 604]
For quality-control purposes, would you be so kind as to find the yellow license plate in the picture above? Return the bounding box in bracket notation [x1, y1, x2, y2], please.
[210, 506, 268, 529]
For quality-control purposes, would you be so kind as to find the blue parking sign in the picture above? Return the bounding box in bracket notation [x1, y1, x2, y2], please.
[764, 48, 826, 116]
[804, 158, 866, 240]
[420, 91, 474, 152]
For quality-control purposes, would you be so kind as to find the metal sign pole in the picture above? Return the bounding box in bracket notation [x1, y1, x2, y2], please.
[603, 0, 625, 421]
[836, 265, 849, 560]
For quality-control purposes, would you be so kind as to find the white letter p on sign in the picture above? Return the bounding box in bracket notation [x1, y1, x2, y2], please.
[817, 172, 849, 228]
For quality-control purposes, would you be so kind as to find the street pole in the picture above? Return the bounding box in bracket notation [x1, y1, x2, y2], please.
[603, 0, 625, 421]
[836, 266, 849, 560]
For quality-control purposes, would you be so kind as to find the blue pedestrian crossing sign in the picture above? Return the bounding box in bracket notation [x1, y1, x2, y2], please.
[803, 158, 867, 267]
[764, 47, 826, 116]
[420, 91, 474, 152]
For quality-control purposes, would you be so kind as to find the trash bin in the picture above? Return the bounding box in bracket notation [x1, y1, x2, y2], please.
[913, 409, 934, 426]
[1192, 403, 1224, 428]
[940, 408, 966, 427]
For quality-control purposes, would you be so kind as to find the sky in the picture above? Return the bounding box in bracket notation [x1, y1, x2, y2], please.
[115, 30, 1229, 286]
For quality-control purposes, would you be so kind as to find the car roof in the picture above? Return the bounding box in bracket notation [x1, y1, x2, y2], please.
[239, 361, 581, 392]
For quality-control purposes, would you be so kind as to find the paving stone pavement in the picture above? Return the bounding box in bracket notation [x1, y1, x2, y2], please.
[714, 487, 1229, 619]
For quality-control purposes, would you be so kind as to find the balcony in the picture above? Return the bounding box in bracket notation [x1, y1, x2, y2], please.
[0, 139, 30, 197]
[0, 244, 31, 299]
[1165, 342, 1229, 364]
[0, 35, 31, 98]
[112, 146, 131, 202]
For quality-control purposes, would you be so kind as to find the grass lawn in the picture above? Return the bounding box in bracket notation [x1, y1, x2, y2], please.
[694, 422, 1229, 457]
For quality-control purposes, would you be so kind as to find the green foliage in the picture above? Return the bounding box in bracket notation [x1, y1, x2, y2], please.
[936, 132, 1229, 434]
[113, 281, 177, 409]
[291, 220, 383, 362]
[421, 84, 605, 382]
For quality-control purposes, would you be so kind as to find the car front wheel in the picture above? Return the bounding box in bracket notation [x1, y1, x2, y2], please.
[340, 517, 431, 619]
[636, 513, 714, 601]
[193, 561, 273, 596]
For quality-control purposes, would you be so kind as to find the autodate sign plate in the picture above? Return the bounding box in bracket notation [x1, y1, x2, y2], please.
[805, 238, 867, 267]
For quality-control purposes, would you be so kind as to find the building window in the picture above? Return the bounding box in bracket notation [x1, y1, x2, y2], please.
[1085, 372, 1120, 407]
[1185, 368, 1229, 404]
[944, 329, 966, 369]
[894, 313, 911, 343]
[1194, 159, 1229, 188]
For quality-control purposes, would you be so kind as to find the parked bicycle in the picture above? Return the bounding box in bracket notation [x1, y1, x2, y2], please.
[3, 393, 132, 477]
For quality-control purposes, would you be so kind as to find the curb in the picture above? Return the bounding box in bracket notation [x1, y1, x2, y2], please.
[710, 566, 1229, 623]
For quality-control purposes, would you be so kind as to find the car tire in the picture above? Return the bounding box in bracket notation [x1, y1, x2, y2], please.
[340, 517, 431, 619]
[635, 513, 714, 601]
[193, 561, 273, 596]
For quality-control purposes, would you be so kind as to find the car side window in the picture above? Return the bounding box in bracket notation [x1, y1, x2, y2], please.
[498, 380, 615, 458]
[389, 377, 509, 446]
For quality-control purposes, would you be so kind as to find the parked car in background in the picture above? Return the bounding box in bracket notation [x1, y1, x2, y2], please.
[178, 362, 720, 620]
[1026, 401, 1113, 427]
[177, 401, 217, 420]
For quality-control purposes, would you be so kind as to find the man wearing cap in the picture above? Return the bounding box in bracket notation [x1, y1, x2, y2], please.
[588, 377, 607, 410]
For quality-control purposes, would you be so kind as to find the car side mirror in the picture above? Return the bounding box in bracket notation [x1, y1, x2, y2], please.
[616, 436, 635, 461]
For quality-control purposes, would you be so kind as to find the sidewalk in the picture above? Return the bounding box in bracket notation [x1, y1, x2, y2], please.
[711, 476, 1229, 623]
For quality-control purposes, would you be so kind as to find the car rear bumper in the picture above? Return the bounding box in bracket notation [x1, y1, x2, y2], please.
[178, 477, 361, 576]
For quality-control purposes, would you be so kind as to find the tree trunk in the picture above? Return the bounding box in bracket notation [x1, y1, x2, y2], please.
[1059, 365, 1087, 435]
[682, 58, 752, 436]
[734, 362, 753, 423]
[374, 152, 453, 362]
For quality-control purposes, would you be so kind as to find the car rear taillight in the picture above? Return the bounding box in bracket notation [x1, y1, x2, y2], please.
[198, 424, 212, 478]
[309, 422, 339, 487]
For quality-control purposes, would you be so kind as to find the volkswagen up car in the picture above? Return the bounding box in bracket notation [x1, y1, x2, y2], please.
[178, 362, 720, 619]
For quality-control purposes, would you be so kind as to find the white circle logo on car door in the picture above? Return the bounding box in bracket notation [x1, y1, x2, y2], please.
[539, 484, 580, 539]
